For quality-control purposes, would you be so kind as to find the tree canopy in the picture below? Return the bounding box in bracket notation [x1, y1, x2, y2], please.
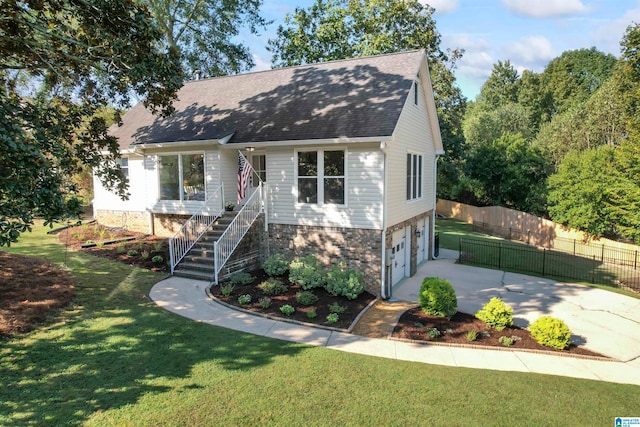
[143, 0, 268, 77]
[0, 0, 183, 246]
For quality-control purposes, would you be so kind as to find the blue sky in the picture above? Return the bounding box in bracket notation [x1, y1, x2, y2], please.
[243, 0, 640, 100]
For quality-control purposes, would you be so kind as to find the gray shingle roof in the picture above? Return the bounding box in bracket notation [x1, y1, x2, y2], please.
[110, 50, 424, 148]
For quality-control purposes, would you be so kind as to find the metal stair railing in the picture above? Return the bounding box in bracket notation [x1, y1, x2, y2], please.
[214, 182, 262, 284]
[169, 183, 224, 274]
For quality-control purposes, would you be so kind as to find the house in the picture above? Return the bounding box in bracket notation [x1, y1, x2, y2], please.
[93, 49, 445, 298]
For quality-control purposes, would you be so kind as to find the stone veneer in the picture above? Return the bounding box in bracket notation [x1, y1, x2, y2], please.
[267, 223, 383, 296]
[385, 209, 433, 277]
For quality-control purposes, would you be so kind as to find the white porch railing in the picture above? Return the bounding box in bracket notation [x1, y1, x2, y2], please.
[214, 181, 263, 284]
[169, 183, 225, 274]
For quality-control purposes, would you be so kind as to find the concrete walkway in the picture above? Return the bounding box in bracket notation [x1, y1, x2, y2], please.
[150, 255, 640, 386]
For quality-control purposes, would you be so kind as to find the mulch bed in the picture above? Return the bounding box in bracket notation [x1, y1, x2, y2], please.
[0, 252, 75, 336]
[393, 307, 607, 358]
[210, 270, 376, 330]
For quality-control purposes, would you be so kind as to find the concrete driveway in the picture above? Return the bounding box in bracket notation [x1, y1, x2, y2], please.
[392, 249, 640, 362]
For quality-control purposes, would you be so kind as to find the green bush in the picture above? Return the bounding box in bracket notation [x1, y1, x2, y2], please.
[127, 249, 138, 256]
[498, 336, 514, 346]
[325, 262, 364, 300]
[289, 255, 326, 290]
[237, 294, 251, 305]
[418, 277, 457, 318]
[326, 313, 339, 324]
[427, 328, 441, 338]
[529, 316, 572, 350]
[258, 297, 271, 309]
[152, 255, 163, 263]
[306, 309, 317, 319]
[475, 297, 514, 331]
[328, 302, 346, 314]
[295, 291, 318, 306]
[257, 278, 288, 295]
[227, 272, 255, 286]
[466, 330, 478, 342]
[262, 253, 289, 277]
[280, 305, 295, 316]
[220, 283, 234, 297]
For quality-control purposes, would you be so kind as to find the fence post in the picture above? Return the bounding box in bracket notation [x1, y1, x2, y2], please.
[601, 244, 605, 262]
[542, 249, 546, 276]
[635, 250, 638, 270]
[498, 243, 502, 269]
[573, 239, 576, 256]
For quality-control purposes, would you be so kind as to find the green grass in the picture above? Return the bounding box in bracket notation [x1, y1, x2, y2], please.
[2, 223, 640, 426]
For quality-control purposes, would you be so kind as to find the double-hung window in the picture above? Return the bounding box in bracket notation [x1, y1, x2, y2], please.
[297, 149, 345, 205]
[158, 153, 205, 201]
[117, 157, 129, 178]
[406, 153, 423, 201]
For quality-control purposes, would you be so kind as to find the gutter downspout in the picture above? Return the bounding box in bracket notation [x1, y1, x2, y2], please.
[432, 154, 440, 259]
[380, 141, 389, 299]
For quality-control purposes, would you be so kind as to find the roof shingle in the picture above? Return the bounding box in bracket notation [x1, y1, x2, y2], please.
[110, 50, 424, 148]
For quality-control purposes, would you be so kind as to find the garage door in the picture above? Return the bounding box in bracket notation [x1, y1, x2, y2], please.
[391, 229, 406, 286]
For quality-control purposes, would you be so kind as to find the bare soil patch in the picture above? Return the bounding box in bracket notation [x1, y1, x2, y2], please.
[210, 270, 376, 330]
[0, 252, 75, 336]
[393, 307, 607, 358]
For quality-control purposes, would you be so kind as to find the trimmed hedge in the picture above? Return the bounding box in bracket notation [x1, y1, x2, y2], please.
[475, 297, 514, 331]
[418, 277, 457, 318]
[529, 316, 572, 350]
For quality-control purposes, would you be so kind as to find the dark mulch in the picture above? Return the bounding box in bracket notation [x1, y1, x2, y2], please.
[210, 270, 376, 330]
[58, 223, 170, 273]
[0, 252, 75, 336]
[393, 307, 607, 358]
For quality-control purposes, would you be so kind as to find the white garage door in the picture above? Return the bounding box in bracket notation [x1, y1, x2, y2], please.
[391, 229, 406, 286]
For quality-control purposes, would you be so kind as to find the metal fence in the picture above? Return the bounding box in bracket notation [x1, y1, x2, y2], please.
[458, 238, 640, 292]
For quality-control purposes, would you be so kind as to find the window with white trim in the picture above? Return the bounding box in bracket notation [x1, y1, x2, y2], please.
[406, 153, 423, 201]
[297, 149, 345, 205]
[117, 157, 129, 178]
[158, 153, 205, 201]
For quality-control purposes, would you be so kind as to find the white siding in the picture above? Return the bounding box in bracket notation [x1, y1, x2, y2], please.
[386, 59, 437, 227]
[93, 155, 147, 211]
[219, 148, 238, 205]
[265, 144, 383, 229]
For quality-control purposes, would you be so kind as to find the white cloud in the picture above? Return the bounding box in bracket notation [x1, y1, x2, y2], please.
[501, 0, 589, 18]
[445, 33, 490, 51]
[458, 51, 494, 79]
[504, 35, 556, 65]
[591, 5, 640, 55]
[421, 0, 460, 14]
[252, 54, 271, 72]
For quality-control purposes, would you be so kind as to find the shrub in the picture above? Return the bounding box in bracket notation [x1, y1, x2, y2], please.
[529, 316, 572, 350]
[466, 330, 478, 342]
[227, 272, 255, 286]
[280, 305, 295, 316]
[289, 255, 326, 290]
[127, 250, 138, 256]
[307, 309, 317, 319]
[325, 262, 364, 300]
[418, 277, 457, 318]
[116, 244, 126, 254]
[498, 336, 514, 346]
[295, 291, 318, 306]
[237, 294, 251, 305]
[328, 302, 346, 314]
[152, 255, 163, 263]
[258, 297, 271, 309]
[220, 283, 235, 297]
[427, 328, 441, 338]
[141, 250, 150, 260]
[153, 241, 164, 252]
[326, 313, 339, 324]
[257, 278, 288, 295]
[262, 253, 289, 277]
[475, 297, 514, 331]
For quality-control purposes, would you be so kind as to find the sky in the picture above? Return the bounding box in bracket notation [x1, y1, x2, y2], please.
[242, 0, 640, 100]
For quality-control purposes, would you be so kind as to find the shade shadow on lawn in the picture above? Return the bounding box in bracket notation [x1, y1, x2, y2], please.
[0, 239, 305, 426]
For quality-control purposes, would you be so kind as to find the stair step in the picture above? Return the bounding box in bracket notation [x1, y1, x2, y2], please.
[176, 262, 214, 273]
[184, 255, 213, 263]
[173, 269, 213, 281]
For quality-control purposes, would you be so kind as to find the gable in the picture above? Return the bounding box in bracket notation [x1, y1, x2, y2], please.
[110, 50, 426, 149]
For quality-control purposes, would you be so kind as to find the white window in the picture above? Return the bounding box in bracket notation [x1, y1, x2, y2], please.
[296, 149, 345, 205]
[406, 153, 423, 201]
[250, 154, 266, 187]
[158, 153, 205, 201]
[117, 157, 129, 178]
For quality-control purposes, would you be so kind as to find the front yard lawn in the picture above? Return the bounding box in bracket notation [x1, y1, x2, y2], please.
[1, 223, 639, 426]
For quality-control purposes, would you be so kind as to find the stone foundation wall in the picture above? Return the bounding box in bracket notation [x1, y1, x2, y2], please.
[385, 210, 433, 276]
[267, 223, 383, 296]
[152, 214, 192, 237]
[218, 215, 264, 281]
[94, 210, 150, 234]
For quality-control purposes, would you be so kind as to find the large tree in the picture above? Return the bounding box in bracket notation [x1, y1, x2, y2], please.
[0, 0, 183, 246]
[144, 0, 268, 77]
[267, 0, 467, 200]
[474, 60, 519, 111]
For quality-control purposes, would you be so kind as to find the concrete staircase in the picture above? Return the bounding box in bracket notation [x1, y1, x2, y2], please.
[173, 213, 237, 281]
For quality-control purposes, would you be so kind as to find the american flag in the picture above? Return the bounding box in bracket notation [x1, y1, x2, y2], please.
[237, 153, 252, 204]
